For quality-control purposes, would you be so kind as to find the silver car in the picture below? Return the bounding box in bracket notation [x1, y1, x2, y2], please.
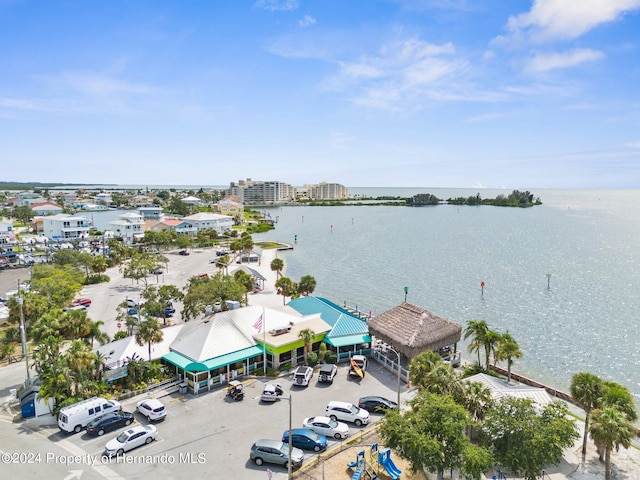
[250, 439, 304, 469]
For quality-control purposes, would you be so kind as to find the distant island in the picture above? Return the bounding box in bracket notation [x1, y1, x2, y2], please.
[301, 190, 542, 208]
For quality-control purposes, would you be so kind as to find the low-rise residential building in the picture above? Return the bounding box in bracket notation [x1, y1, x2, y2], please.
[182, 195, 201, 206]
[94, 192, 113, 205]
[181, 212, 233, 235]
[0, 219, 15, 245]
[109, 212, 145, 243]
[138, 206, 164, 221]
[30, 201, 63, 216]
[42, 214, 91, 240]
[149, 218, 197, 236]
[215, 197, 243, 219]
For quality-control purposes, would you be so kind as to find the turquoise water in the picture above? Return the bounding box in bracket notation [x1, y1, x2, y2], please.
[255, 189, 640, 401]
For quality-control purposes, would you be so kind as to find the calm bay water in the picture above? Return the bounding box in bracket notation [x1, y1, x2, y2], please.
[255, 189, 640, 401]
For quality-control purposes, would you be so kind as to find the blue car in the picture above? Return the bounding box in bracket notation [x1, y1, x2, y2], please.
[282, 428, 328, 452]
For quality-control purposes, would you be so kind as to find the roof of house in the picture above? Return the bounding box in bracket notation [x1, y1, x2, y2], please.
[230, 265, 267, 281]
[169, 305, 323, 362]
[367, 302, 462, 359]
[287, 296, 369, 338]
[95, 324, 183, 366]
[464, 373, 552, 408]
[182, 212, 233, 221]
[30, 201, 62, 209]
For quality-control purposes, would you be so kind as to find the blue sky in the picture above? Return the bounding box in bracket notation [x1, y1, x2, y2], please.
[1, 0, 639, 188]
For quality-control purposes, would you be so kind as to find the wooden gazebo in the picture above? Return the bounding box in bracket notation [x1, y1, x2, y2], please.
[367, 302, 462, 360]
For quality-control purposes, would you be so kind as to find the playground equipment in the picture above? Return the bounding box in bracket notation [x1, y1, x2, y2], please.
[378, 448, 402, 480]
[347, 443, 402, 480]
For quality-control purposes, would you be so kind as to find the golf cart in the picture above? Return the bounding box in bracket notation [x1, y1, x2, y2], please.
[227, 380, 244, 401]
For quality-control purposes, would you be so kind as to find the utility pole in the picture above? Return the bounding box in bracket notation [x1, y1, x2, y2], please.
[17, 279, 30, 383]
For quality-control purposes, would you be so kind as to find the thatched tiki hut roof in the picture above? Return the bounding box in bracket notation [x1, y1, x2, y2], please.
[368, 302, 462, 360]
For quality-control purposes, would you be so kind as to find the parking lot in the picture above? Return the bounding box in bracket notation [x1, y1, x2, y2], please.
[1, 359, 413, 480]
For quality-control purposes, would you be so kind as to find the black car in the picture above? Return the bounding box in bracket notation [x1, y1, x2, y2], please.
[358, 396, 398, 413]
[86, 411, 135, 436]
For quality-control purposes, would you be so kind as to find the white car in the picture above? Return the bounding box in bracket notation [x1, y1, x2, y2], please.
[261, 383, 284, 402]
[136, 399, 167, 421]
[292, 366, 313, 387]
[302, 416, 349, 440]
[326, 401, 370, 426]
[104, 425, 158, 457]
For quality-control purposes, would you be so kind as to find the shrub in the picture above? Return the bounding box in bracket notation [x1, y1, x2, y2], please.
[85, 274, 110, 285]
[280, 362, 293, 372]
[324, 351, 338, 365]
[306, 352, 319, 367]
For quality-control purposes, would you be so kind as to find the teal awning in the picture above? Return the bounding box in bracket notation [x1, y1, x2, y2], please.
[162, 352, 207, 372]
[202, 345, 264, 370]
[163, 346, 265, 373]
[325, 334, 371, 348]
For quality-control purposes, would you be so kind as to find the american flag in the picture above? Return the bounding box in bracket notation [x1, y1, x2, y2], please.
[253, 313, 264, 331]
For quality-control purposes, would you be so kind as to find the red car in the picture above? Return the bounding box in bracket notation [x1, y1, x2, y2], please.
[70, 298, 92, 308]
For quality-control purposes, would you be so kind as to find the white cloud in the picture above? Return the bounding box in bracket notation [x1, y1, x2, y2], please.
[524, 48, 604, 73]
[298, 14, 316, 28]
[506, 0, 640, 42]
[42, 72, 163, 96]
[254, 0, 298, 12]
[330, 38, 468, 110]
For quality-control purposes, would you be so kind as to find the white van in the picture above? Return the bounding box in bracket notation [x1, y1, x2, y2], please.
[58, 397, 122, 433]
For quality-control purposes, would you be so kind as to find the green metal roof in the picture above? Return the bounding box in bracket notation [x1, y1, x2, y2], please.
[163, 345, 264, 373]
[324, 334, 371, 348]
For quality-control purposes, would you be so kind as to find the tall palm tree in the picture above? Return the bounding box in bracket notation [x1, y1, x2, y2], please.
[570, 372, 603, 458]
[589, 406, 634, 480]
[495, 332, 523, 383]
[270, 258, 284, 281]
[87, 320, 110, 347]
[135, 317, 163, 361]
[298, 328, 315, 364]
[275, 277, 297, 305]
[65, 340, 96, 397]
[463, 320, 489, 367]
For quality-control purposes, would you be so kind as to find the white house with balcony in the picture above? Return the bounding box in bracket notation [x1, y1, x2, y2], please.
[108, 212, 145, 244]
[0, 219, 15, 245]
[181, 212, 233, 235]
[42, 214, 91, 240]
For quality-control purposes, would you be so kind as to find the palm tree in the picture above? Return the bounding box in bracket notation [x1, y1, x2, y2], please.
[570, 372, 603, 458]
[298, 328, 315, 364]
[270, 258, 284, 281]
[275, 277, 297, 305]
[63, 309, 93, 341]
[135, 317, 163, 361]
[298, 275, 317, 296]
[423, 362, 459, 395]
[459, 381, 492, 423]
[87, 320, 110, 347]
[463, 320, 489, 367]
[495, 332, 523, 383]
[65, 340, 97, 396]
[589, 406, 634, 480]
[409, 350, 443, 389]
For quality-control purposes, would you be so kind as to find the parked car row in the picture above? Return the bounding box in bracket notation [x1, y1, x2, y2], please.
[251, 363, 398, 473]
[57, 396, 167, 459]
